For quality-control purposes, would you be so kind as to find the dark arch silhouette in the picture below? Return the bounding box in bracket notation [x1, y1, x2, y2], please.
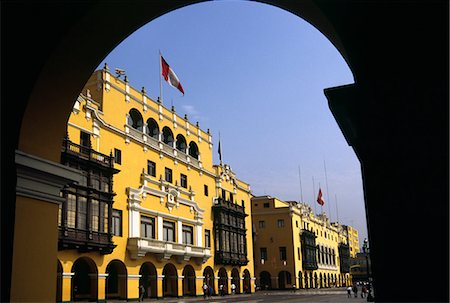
[162, 126, 174, 146]
[176, 134, 187, 153]
[162, 263, 178, 297]
[105, 260, 127, 300]
[188, 141, 199, 159]
[128, 108, 144, 131]
[4, 2, 447, 302]
[218, 267, 228, 294]
[231, 268, 240, 294]
[260, 271, 271, 290]
[243, 269, 251, 293]
[139, 262, 157, 298]
[71, 257, 98, 302]
[182, 265, 196, 296]
[146, 118, 159, 139]
[203, 266, 215, 295]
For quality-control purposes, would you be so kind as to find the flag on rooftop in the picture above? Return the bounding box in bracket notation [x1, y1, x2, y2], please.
[160, 54, 185, 95]
[317, 188, 325, 206]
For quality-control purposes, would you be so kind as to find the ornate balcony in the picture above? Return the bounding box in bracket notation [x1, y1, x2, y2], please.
[127, 237, 211, 264]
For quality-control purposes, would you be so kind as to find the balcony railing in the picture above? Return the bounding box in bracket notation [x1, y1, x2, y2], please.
[127, 237, 211, 264]
[58, 227, 115, 254]
[62, 138, 114, 168]
[214, 198, 245, 212]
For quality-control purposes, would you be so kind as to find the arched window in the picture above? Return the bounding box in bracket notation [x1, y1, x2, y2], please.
[176, 134, 187, 152]
[162, 127, 174, 146]
[146, 118, 159, 139]
[127, 109, 143, 131]
[188, 142, 199, 159]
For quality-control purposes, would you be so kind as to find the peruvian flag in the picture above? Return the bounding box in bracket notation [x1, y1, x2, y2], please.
[161, 55, 185, 95]
[317, 188, 325, 206]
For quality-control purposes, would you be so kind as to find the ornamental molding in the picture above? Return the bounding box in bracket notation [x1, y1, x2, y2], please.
[15, 150, 84, 205]
[127, 182, 204, 220]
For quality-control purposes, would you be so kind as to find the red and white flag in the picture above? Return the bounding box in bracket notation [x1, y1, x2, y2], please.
[317, 188, 325, 206]
[160, 55, 185, 95]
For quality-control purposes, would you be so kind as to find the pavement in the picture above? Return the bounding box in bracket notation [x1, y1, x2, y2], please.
[107, 288, 371, 303]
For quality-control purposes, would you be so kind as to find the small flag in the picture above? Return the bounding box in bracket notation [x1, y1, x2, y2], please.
[161, 54, 185, 95]
[317, 188, 325, 206]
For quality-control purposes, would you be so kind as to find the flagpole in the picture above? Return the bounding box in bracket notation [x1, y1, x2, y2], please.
[312, 176, 317, 215]
[335, 194, 340, 224]
[159, 50, 163, 103]
[298, 165, 304, 203]
[324, 159, 332, 221]
[218, 131, 223, 166]
[319, 182, 323, 215]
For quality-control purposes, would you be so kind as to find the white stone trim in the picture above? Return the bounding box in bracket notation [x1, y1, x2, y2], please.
[62, 272, 75, 279]
[157, 275, 165, 280]
[128, 274, 142, 280]
[196, 276, 205, 280]
[98, 273, 109, 279]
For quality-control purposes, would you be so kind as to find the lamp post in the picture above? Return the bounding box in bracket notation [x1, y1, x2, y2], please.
[362, 238, 374, 301]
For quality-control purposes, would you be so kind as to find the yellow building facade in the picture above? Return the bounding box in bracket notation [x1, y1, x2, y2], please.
[56, 65, 254, 302]
[251, 196, 353, 290]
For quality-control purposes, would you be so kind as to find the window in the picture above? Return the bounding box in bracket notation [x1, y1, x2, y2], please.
[298, 247, 301, 260]
[76, 196, 87, 230]
[180, 173, 187, 188]
[205, 229, 211, 248]
[260, 247, 268, 260]
[182, 224, 193, 245]
[165, 167, 172, 183]
[263, 202, 270, 208]
[258, 220, 266, 229]
[279, 247, 287, 261]
[146, 118, 159, 139]
[204, 185, 209, 196]
[147, 160, 156, 177]
[188, 142, 199, 159]
[141, 216, 155, 239]
[127, 108, 144, 131]
[163, 220, 175, 242]
[176, 134, 187, 152]
[90, 199, 99, 232]
[296, 221, 298, 228]
[277, 219, 285, 228]
[80, 131, 91, 147]
[67, 193, 76, 228]
[114, 148, 121, 164]
[162, 126, 174, 145]
[112, 209, 122, 236]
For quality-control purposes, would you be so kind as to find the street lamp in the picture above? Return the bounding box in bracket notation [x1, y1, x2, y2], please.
[363, 238, 374, 301]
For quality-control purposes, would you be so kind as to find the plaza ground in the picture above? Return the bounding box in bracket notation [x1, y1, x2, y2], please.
[107, 288, 370, 303]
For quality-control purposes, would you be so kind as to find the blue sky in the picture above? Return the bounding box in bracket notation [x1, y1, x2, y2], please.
[97, 1, 367, 243]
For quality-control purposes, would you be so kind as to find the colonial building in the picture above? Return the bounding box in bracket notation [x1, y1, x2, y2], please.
[342, 225, 360, 258]
[56, 65, 254, 302]
[251, 196, 353, 290]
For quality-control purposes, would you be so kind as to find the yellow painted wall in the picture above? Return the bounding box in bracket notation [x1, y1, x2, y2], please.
[11, 198, 59, 302]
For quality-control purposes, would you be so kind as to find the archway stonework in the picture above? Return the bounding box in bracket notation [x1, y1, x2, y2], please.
[4, 2, 447, 302]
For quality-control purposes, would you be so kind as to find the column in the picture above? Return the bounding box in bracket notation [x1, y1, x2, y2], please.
[251, 277, 256, 293]
[214, 276, 220, 295]
[158, 216, 163, 240]
[97, 273, 108, 302]
[196, 225, 202, 247]
[62, 272, 74, 302]
[157, 275, 164, 298]
[177, 221, 183, 244]
[128, 274, 141, 300]
[178, 275, 184, 297]
[196, 275, 205, 296]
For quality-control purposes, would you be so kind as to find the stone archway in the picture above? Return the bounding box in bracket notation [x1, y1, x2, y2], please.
[162, 263, 178, 297]
[139, 262, 157, 298]
[218, 267, 228, 295]
[71, 257, 98, 302]
[105, 260, 127, 300]
[231, 268, 241, 294]
[259, 271, 271, 290]
[243, 269, 251, 293]
[203, 266, 215, 295]
[182, 265, 196, 296]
